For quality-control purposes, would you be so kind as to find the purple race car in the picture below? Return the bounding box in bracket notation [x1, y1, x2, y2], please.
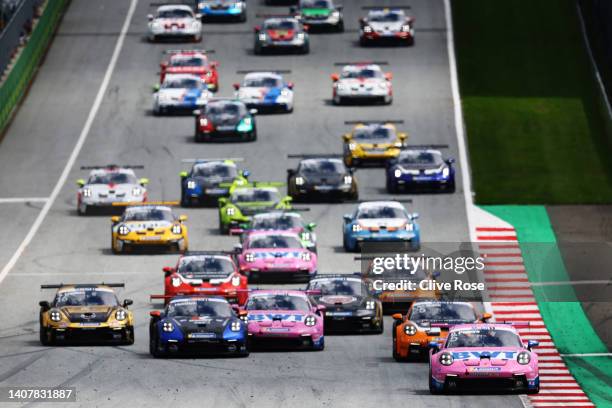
[243, 290, 325, 350]
[235, 230, 317, 283]
[429, 323, 539, 394]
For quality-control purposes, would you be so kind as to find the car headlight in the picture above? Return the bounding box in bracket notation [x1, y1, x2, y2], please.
[295, 176, 305, 186]
[187, 180, 196, 189]
[332, 10, 340, 18]
[304, 315, 316, 326]
[258, 33, 267, 41]
[405, 223, 414, 231]
[363, 25, 373, 33]
[300, 252, 311, 261]
[236, 117, 253, 132]
[297, 32, 305, 40]
[439, 352, 454, 366]
[50, 310, 62, 322]
[281, 88, 290, 97]
[343, 175, 352, 184]
[442, 167, 450, 178]
[301, 232, 310, 241]
[517, 351, 531, 365]
[394, 169, 402, 178]
[116, 309, 127, 321]
[401, 24, 411, 32]
[162, 321, 174, 332]
[245, 253, 254, 262]
[172, 224, 182, 234]
[336, 83, 346, 91]
[348, 143, 356, 151]
[199, 118, 208, 127]
[366, 300, 375, 310]
[352, 224, 362, 232]
[234, 2, 244, 10]
[132, 187, 142, 196]
[230, 321, 242, 332]
[172, 277, 181, 287]
[118, 224, 130, 235]
[82, 187, 92, 197]
[404, 324, 417, 336]
[378, 82, 388, 90]
[231, 276, 241, 287]
[226, 207, 236, 216]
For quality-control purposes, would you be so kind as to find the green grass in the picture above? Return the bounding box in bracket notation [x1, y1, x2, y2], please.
[452, 0, 612, 204]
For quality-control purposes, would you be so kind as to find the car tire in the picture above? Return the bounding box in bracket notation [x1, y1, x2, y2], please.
[39, 324, 51, 346]
[342, 233, 355, 252]
[78, 204, 88, 216]
[387, 179, 398, 194]
[429, 368, 443, 395]
[254, 43, 262, 55]
[250, 129, 257, 142]
[219, 218, 229, 234]
[392, 321, 404, 361]
[150, 333, 166, 358]
[337, 21, 344, 32]
[375, 318, 384, 334]
[301, 43, 309, 54]
[527, 385, 540, 394]
[123, 327, 135, 345]
[447, 180, 456, 193]
[313, 336, 324, 351]
[333, 95, 342, 105]
[359, 37, 367, 47]
[239, 11, 247, 22]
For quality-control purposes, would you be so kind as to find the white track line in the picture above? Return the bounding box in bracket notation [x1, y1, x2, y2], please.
[0, 0, 138, 285]
[0, 197, 49, 203]
[561, 353, 612, 357]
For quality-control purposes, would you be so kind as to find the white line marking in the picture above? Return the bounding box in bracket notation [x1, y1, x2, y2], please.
[0, 0, 139, 285]
[561, 352, 612, 357]
[8, 272, 151, 276]
[529, 280, 612, 287]
[0, 197, 49, 203]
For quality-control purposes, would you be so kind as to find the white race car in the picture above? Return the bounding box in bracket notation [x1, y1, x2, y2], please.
[234, 70, 294, 113]
[359, 7, 415, 46]
[331, 62, 393, 105]
[76, 165, 148, 215]
[148, 5, 202, 42]
[153, 74, 213, 115]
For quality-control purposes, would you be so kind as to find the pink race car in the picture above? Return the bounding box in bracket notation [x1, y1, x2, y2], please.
[429, 323, 539, 394]
[243, 290, 325, 350]
[235, 230, 317, 283]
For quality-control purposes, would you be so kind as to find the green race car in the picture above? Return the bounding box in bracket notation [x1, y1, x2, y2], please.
[291, 0, 344, 32]
[218, 181, 293, 234]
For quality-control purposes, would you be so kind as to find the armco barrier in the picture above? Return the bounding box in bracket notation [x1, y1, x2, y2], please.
[0, 0, 68, 134]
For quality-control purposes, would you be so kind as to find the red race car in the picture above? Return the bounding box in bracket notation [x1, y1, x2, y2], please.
[160, 49, 219, 92]
[154, 251, 248, 305]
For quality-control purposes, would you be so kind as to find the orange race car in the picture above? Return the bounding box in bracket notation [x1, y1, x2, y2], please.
[391, 300, 491, 361]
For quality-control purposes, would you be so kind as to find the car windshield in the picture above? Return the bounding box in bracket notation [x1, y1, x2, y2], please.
[169, 56, 206, 67]
[89, 173, 137, 184]
[193, 163, 237, 178]
[446, 328, 523, 348]
[162, 77, 201, 89]
[248, 235, 302, 249]
[246, 294, 310, 312]
[177, 256, 235, 279]
[398, 151, 443, 166]
[158, 9, 193, 19]
[244, 76, 282, 88]
[353, 126, 396, 141]
[265, 20, 297, 30]
[232, 188, 279, 203]
[369, 11, 403, 22]
[54, 289, 118, 307]
[252, 213, 301, 229]
[300, 159, 345, 175]
[309, 278, 365, 295]
[123, 207, 174, 222]
[206, 101, 244, 116]
[409, 303, 477, 323]
[342, 68, 382, 79]
[301, 0, 332, 8]
[356, 205, 407, 219]
[166, 299, 232, 318]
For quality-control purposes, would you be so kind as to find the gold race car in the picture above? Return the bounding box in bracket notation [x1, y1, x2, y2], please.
[39, 283, 134, 345]
[342, 120, 408, 166]
[111, 203, 188, 253]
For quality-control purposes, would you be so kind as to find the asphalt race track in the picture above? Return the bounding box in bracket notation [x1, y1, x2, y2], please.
[0, 1, 524, 407]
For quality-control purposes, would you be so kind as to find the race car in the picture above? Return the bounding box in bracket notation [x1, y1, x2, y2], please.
[157, 251, 248, 306]
[197, 0, 247, 22]
[179, 158, 249, 206]
[235, 230, 317, 282]
[159, 49, 219, 91]
[342, 120, 408, 166]
[234, 70, 294, 113]
[287, 155, 358, 202]
[331, 62, 393, 105]
[242, 290, 325, 350]
[392, 301, 490, 361]
[306, 274, 383, 333]
[147, 4, 202, 42]
[39, 283, 134, 345]
[193, 98, 257, 142]
[359, 6, 415, 46]
[110, 204, 188, 254]
[254, 16, 310, 55]
[429, 324, 540, 394]
[290, 0, 344, 32]
[149, 296, 249, 357]
[342, 200, 419, 252]
[230, 211, 317, 252]
[76, 165, 148, 215]
[218, 180, 292, 234]
[153, 74, 212, 115]
[386, 146, 456, 193]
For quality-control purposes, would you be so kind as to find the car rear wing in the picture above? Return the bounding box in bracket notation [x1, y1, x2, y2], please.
[348, 198, 413, 205]
[236, 70, 291, 75]
[334, 61, 388, 66]
[111, 201, 180, 207]
[80, 165, 144, 170]
[287, 154, 343, 159]
[344, 120, 404, 125]
[219, 181, 285, 188]
[41, 283, 125, 289]
[499, 321, 531, 328]
[255, 14, 297, 19]
[400, 144, 449, 150]
[164, 49, 214, 54]
[361, 5, 411, 10]
[150, 1, 195, 7]
[181, 158, 244, 163]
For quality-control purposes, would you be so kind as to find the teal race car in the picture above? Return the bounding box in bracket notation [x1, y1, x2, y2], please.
[291, 0, 344, 32]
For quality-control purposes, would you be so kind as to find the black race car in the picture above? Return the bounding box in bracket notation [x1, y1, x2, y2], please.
[179, 158, 249, 206]
[307, 274, 383, 333]
[254, 16, 310, 55]
[385, 145, 455, 193]
[287, 154, 358, 202]
[194, 99, 257, 142]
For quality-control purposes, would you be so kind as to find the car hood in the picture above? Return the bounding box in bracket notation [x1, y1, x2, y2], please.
[446, 347, 526, 366]
[247, 310, 307, 327]
[302, 8, 332, 17]
[122, 220, 172, 230]
[61, 306, 113, 323]
[239, 87, 282, 101]
[243, 248, 309, 260]
[87, 183, 135, 195]
[338, 78, 385, 87]
[356, 218, 408, 229]
[172, 316, 229, 334]
[158, 88, 208, 100]
[316, 295, 365, 310]
[235, 201, 278, 215]
[190, 175, 234, 188]
[301, 173, 344, 185]
[209, 113, 241, 126]
[368, 21, 404, 31]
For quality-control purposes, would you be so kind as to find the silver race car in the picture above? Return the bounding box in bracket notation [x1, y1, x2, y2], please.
[153, 74, 213, 115]
[76, 165, 149, 215]
[148, 4, 202, 42]
[331, 62, 393, 105]
[234, 70, 294, 113]
[359, 7, 415, 46]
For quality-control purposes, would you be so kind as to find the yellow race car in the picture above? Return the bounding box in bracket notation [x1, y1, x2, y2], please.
[111, 203, 188, 253]
[342, 120, 408, 166]
[39, 283, 134, 345]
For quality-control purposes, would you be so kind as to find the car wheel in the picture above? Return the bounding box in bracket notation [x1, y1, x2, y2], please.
[359, 37, 367, 47]
[313, 336, 324, 351]
[39, 324, 51, 346]
[219, 219, 229, 234]
[387, 179, 398, 194]
[384, 95, 393, 105]
[301, 43, 309, 54]
[239, 11, 247, 22]
[429, 368, 443, 395]
[123, 327, 135, 345]
[250, 129, 257, 142]
[527, 385, 540, 394]
[343, 233, 355, 252]
[333, 95, 342, 105]
[392, 321, 404, 361]
[78, 203, 88, 216]
[337, 21, 344, 32]
[447, 180, 456, 193]
[254, 43, 262, 55]
[150, 333, 166, 358]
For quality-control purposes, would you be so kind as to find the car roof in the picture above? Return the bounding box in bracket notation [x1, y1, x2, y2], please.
[244, 72, 283, 81]
[247, 230, 301, 238]
[368, 9, 405, 17]
[253, 211, 301, 219]
[57, 285, 115, 293]
[357, 201, 405, 210]
[250, 289, 308, 297]
[169, 295, 228, 303]
[157, 5, 193, 12]
[449, 323, 518, 333]
[163, 73, 202, 82]
[343, 64, 382, 72]
[89, 168, 136, 176]
[125, 205, 172, 212]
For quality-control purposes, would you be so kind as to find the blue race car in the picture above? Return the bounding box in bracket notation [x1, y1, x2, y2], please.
[386, 146, 455, 193]
[180, 158, 249, 207]
[149, 296, 249, 357]
[198, 0, 247, 22]
[234, 70, 294, 113]
[153, 74, 213, 116]
[343, 201, 420, 252]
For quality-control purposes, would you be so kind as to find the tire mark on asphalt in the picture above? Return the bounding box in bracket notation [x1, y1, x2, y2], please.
[0, 353, 47, 382]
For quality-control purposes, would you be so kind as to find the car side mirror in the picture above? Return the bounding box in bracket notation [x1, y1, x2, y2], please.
[331, 73, 339, 82]
[238, 310, 248, 318]
[392, 313, 403, 321]
[398, 133, 407, 140]
[159, 62, 167, 70]
[385, 72, 393, 80]
[343, 214, 351, 222]
[287, 168, 296, 176]
[123, 299, 133, 307]
[316, 304, 326, 314]
[180, 171, 188, 178]
[289, 6, 297, 13]
[249, 108, 258, 115]
[192, 109, 201, 116]
[111, 216, 120, 223]
[163, 266, 175, 277]
[286, 82, 294, 89]
[447, 158, 456, 164]
[179, 215, 188, 222]
[152, 84, 160, 93]
[195, 13, 202, 19]
[254, 25, 261, 32]
[527, 340, 539, 350]
[303, 24, 309, 32]
[432, 271, 441, 279]
[342, 133, 351, 142]
[39, 301, 50, 310]
[147, 14, 154, 21]
[482, 312, 492, 322]
[349, 167, 356, 174]
[428, 341, 440, 352]
[76, 179, 85, 187]
[149, 310, 161, 318]
[411, 212, 419, 220]
[218, 197, 228, 206]
[139, 178, 149, 186]
[306, 222, 316, 230]
[233, 83, 240, 90]
[233, 243, 243, 253]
